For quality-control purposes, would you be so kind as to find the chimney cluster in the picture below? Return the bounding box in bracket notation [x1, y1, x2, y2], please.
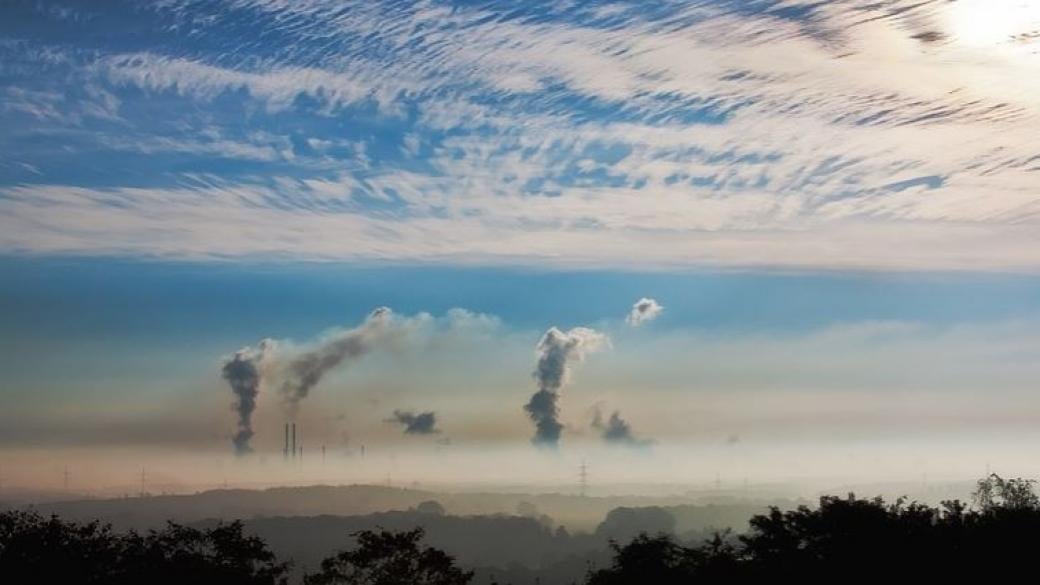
[284, 422, 300, 459]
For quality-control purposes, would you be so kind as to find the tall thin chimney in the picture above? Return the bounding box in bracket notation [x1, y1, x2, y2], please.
[284, 423, 289, 459]
[292, 423, 297, 458]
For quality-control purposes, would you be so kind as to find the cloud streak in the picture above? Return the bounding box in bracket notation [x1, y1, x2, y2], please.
[1, 1, 1039, 270]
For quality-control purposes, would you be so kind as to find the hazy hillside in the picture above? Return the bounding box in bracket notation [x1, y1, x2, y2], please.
[18, 484, 783, 584]
[199, 511, 593, 580]
[26, 484, 776, 532]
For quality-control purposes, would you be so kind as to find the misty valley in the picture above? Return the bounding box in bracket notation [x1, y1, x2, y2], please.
[5, 475, 1040, 583]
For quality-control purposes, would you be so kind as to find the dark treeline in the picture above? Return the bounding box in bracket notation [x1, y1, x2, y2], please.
[3, 475, 1039, 584]
[589, 474, 1040, 583]
[0, 513, 289, 584]
[212, 502, 722, 577]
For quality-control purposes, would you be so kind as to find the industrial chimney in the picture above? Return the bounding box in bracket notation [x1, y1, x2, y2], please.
[292, 423, 297, 459]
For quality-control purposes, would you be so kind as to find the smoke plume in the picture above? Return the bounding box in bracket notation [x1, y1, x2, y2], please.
[388, 410, 439, 435]
[218, 307, 500, 453]
[525, 389, 563, 446]
[592, 407, 652, 448]
[526, 327, 608, 447]
[626, 297, 664, 326]
[221, 341, 272, 455]
[279, 307, 394, 414]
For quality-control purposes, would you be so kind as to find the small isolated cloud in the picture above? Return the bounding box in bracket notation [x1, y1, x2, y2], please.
[626, 297, 664, 327]
[388, 410, 439, 435]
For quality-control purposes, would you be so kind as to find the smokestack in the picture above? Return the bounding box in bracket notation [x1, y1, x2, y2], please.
[284, 423, 289, 459]
[292, 423, 297, 458]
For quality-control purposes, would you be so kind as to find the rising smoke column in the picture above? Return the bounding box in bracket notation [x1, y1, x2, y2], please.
[218, 307, 395, 454]
[388, 410, 439, 435]
[626, 297, 664, 327]
[218, 306, 497, 454]
[592, 407, 651, 448]
[221, 340, 272, 455]
[279, 307, 395, 414]
[525, 327, 608, 447]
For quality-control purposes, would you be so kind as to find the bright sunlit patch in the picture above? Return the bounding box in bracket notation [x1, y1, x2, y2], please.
[946, 0, 1040, 48]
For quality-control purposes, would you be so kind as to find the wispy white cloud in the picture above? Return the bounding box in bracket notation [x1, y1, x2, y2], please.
[4, 179, 1039, 271]
[1, 0, 1038, 270]
[98, 53, 412, 114]
[96, 131, 292, 162]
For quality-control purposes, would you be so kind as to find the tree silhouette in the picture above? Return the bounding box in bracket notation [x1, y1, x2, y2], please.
[0, 511, 289, 584]
[588, 474, 1040, 583]
[972, 473, 1039, 510]
[586, 533, 694, 585]
[304, 528, 473, 585]
[7, 474, 1040, 584]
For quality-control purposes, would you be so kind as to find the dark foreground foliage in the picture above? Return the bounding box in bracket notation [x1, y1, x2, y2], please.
[303, 527, 472, 585]
[0, 513, 472, 585]
[5, 475, 1040, 584]
[0, 511, 289, 584]
[589, 474, 1040, 584]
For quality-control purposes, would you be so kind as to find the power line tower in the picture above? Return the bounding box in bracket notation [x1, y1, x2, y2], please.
[579, 460, 588, 498]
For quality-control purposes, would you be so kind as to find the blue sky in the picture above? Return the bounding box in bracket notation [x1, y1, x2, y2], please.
[3, 256, 1039, 452]
[1, 1, 1040, 488]
[2, 0, 1039, 270]
[4, 257, 1040, 346]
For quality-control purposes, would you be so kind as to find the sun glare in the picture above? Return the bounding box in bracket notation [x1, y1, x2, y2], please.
[946, 0, 1040, 49]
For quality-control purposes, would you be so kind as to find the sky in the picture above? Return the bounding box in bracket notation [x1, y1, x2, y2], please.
[1, 0, 1039, 495]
